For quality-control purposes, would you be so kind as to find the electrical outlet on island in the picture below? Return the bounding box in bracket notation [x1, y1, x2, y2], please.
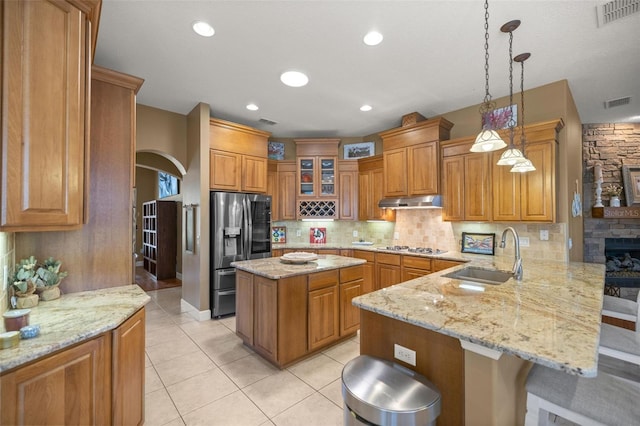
[394, 343, 416, 366]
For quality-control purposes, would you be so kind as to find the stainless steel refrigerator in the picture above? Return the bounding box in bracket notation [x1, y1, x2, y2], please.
[210, 192, 272, 317]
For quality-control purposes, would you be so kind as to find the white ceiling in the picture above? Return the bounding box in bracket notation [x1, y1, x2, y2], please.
[95, 0, 640, 138]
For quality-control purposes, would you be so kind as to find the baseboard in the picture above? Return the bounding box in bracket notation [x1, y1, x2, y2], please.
[176, 272, 183, 280]
[180, 298, 211, 321]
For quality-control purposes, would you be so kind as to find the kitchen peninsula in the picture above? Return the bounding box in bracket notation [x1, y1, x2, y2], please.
[232, 254, 365, 367]
[352, 256, 605, 426]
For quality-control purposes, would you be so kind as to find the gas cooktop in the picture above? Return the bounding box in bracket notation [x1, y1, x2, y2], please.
[377, 246, 447, 255]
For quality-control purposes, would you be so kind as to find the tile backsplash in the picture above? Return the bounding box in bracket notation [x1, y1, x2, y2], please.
[0, 232, 15, 316]
[276, 209, 568, 262]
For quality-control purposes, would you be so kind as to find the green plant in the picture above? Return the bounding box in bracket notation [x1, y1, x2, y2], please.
[35, 257, 68, 287]
[10, 256, 39, 295]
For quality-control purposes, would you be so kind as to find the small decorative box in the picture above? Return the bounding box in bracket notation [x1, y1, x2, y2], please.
[20, 324, 41, 339]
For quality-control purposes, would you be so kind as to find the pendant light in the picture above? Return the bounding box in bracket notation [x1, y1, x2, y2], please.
[496, 20, 525, 166]
[470, 0, 507, 153]
[511, 52, 536, 173]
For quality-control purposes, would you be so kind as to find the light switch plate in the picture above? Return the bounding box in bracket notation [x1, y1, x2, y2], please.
[540, 230, 549, 241]
[296, 230, 301, 237]
[394, 232, 400, 240]
[520, 236, 530, 247]
[353, 230, 358, 237]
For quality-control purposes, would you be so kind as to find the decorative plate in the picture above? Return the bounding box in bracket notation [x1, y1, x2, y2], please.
[280, 252, 318, 264]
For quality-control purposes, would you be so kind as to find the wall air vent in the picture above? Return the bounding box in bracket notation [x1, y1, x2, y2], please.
[259, 118, 278, 125]
[596, 0, 640, 27]
[604, 96, 631, 109]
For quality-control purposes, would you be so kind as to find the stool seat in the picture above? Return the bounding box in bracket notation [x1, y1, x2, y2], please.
[526, 364, 640, 426]
[599, 323, 640, 365]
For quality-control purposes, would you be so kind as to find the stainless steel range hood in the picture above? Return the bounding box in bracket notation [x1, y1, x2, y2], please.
[378, 195, 442, 209]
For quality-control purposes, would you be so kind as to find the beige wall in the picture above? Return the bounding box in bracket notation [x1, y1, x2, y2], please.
[137, 104, 188, 173]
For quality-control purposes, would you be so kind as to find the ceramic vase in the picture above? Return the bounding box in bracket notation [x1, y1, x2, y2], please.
[610, 196, 621, 207]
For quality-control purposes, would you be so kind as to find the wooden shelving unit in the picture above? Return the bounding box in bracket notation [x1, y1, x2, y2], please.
[142, 200, 177, 279]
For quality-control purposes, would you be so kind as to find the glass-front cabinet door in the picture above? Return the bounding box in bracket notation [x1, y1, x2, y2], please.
[298, 157, 336, 197]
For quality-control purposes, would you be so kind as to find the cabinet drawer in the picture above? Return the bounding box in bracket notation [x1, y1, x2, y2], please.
[309, 270, 339, 291]
[317, 249, 339, 255]
[353, 250, 375, 262]
[402, 256, 431, 271]
[376, 252, 401, 266]
[340, 265, 364, 283]
[433, 259, 466, 272]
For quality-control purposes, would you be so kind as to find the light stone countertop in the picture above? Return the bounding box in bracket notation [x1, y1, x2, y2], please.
[352, 254, 605, 377]
[0, 285, 150, 373]
[232, 254, 366, 279]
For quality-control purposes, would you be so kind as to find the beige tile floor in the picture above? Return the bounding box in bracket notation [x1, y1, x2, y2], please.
[144, 287, 359, 426]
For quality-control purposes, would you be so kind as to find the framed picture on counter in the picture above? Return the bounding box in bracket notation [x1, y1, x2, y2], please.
[461, 232, 495, 255]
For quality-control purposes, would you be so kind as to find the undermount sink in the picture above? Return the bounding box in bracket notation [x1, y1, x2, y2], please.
[442, 266, 513, 285]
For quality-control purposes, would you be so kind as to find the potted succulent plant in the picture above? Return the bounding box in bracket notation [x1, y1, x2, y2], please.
[34, 257, 68, 301]
[10, 256, 40, 308]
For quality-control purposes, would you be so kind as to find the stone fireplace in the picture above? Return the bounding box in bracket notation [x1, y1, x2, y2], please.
[583, 123, 640, 298]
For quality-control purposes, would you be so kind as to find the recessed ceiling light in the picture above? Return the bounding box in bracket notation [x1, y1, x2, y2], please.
[192, 21, 214, 37]
[360, 105, 373, 112]
[280, 71, 309, 87]
[363, 31, 383, 46]
[246, 103, 259, 111]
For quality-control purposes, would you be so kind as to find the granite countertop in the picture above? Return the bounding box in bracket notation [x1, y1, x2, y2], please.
[0, 285, 150, 373]
[232, 254, 366, 279]
[352, 255, 605, 377]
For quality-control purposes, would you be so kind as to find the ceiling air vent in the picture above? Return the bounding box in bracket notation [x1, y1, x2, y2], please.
[259, 118, 278, 125]
[596, 0, 640, 27]
[604, 96, 631, 109]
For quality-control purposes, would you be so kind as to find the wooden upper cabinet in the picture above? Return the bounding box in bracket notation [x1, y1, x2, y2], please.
[380, 117, 453, 198]
[1, 0, 93, 231]
[408, 141, 439, 195]
[358, 155, 395, 222]
[295, 139, 340, 199]
[266, 160, 279, 220]
[441, 138, 491, 222]
[338, 160, 358, 220]
[209, 118, 270, 193]
[277, 161, 297, 220]
[490, 120, 562, 222]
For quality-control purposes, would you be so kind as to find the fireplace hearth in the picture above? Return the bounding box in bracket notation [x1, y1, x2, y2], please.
[604, 238, 640, 295]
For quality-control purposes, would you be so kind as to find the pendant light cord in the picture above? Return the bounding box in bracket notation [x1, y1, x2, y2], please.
[483, 0, 491, 105]
[520, 59, 526, 155]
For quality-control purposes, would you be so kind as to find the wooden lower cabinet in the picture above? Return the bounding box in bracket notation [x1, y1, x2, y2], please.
[353, 250, 376, 293]
[1, 308, 145, 426]
[402, 255, 432, 281]
[433, 258, 466, 272]
[236, 270, 255, 343]
[254, 276, 278, 360]
[376, 252, 402, 289]
[112, 308, 146, 426]
[339, 265, 363, 336]
[308, 285, 340, 351]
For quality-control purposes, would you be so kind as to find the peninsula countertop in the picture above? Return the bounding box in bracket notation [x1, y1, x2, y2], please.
[353, 254, 605, 377]
[231, 254, 366, 279]
[0, 285, 150, 373]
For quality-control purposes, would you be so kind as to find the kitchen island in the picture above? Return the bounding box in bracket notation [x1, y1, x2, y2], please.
[352, 255, 605, 426]
[232, 254, 365, 367]
[1, 285, 150, 425]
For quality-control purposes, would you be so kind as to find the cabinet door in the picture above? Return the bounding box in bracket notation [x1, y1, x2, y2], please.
[442, 156, 464, 221]
[267, 169, 279, 220]
[340, 280, 362, 336]
[319, 157, 337, 197]
[1, 335, 111, 425]
[210, 149, 241, 191]
[383, 148, 407, 197]
[362, 261, 375, 293]
[492, 151, 521, 221]
[308, 285, 339, 351]
[408, 142, 439, 195]
[236, 271, 254, 344]
[358, 172, 371, 220]
[280, 170, 297, 220]
[339, 169, 358, 220]
[298, 157, 316, 196]
[464, 154, 491, 221]
[1, 0, 88, 231]
[112, 308, 145, 426]
[372, 169, 396, 221]
[377, 264, 402, 289]
[402, 268, 430, 281]
[521, 141, 555, 222]
[254, 276, 278, 362]
[243, 155, 267, 193]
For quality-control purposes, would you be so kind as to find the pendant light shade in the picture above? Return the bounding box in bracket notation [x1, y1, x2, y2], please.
[471, 129, 507, 152]
[496, 147, 525, 165]
[470, 0, 506, 153]
[511, 158, 536, 173]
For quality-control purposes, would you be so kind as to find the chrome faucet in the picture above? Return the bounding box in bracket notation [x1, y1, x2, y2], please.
[500, 227, 523, 280]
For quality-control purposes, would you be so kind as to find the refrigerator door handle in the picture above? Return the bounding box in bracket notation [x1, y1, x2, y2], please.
[217, 269, 236, 276]
[218, 290, 236, 296]
[243, 196, 251, 260]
